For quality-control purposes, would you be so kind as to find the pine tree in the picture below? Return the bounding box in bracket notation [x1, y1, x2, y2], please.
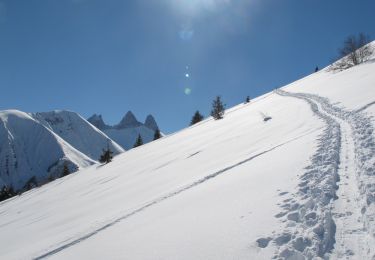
[0, 186, 15, 202]
[153, 129, 162, 140]
[245, 96, 250, 104]
[190, 111, 204, 125]
[0, 187, 8, 201]
[210, 96, 225, 120]
[315, 66, 319, 72]
[62, 163, 70, 176]
[99, 148, 113, 164]
[8, 186, 15, 197]
[133, 134, 143, 148]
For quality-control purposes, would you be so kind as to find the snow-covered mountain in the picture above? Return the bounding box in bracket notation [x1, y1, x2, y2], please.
[0, 110, 95, 191]
[88, 111, 160, 149]
[32, 110, 124, 160]
[0, 43, 374, 259]
[0, 110, 124, 193]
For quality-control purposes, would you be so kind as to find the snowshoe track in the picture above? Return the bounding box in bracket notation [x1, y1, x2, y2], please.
[261, 89, 375, 259]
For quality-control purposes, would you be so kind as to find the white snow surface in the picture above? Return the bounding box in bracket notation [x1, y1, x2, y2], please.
[0, 47, 375, 259]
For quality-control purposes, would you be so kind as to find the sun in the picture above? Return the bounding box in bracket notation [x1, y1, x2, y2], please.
[167, 0, 231, 17]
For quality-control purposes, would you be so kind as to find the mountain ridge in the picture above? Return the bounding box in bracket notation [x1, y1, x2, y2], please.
[0, 109, 124, 193]
[88, 111, 161, 150]
[88, 111, 159, 131]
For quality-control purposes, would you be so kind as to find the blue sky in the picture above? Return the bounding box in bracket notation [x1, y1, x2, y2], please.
[0, 0, 374, 133]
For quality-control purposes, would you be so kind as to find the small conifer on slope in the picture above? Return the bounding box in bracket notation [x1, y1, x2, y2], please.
[190, 111, 204, 125]
[153, 129, 162, 140]
[211, 96, 225, 120]
[99, 148, 113, 164]
[133, 134, 144, 148]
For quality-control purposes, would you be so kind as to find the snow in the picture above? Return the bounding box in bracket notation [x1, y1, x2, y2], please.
[32, 110, 124, 160]
[277, 51, 375, 259]
[285, 56, 375, 111]
[0, 94, 324, 259]
[0, 42, 375, 259]
[0, 110, 95, 191]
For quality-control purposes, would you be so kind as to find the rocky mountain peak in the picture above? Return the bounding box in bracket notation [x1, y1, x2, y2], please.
[87, 114, 108, 130]
[116, 111, 142, 129]
[144, 115, 159, 131]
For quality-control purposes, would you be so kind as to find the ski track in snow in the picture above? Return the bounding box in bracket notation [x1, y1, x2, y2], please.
[356, 101, 375, 113]
[33, 135, 306, 260]
[260, 89, 375, 259]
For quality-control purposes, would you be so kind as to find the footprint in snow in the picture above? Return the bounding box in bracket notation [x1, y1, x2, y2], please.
[256, 237, 272, 248]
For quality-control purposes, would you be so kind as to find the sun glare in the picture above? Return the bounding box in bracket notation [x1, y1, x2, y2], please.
[167, 0, 231, 16]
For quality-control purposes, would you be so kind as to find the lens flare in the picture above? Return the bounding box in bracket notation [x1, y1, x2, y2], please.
[179, 29, 194, 41]
[184, 88, 192, 95]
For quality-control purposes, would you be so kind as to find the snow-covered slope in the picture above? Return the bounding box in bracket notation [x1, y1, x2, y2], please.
[0, 110, 95, 191]
[0, 47, 374, 259]
[32, 110, 124, 160]
[88, 111, 160, 149]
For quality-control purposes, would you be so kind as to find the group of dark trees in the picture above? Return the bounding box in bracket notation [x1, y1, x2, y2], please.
[0, 186, 15, 202]
[189, 96, 226, 125]
[63, 163, 71, 176]
[133, 129, 161, 149]
[0, 162, 75, 202]
[190, 96, 226, 125]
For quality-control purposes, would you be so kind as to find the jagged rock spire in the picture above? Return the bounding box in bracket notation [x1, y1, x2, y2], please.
[87, 114, 108, 130]
[144, 115, 159, 131]
[116, 111, 142, 129]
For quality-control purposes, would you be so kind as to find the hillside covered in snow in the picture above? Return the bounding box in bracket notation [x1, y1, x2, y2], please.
[88, 111, 161, 150]
[0, 44, 374, 259]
